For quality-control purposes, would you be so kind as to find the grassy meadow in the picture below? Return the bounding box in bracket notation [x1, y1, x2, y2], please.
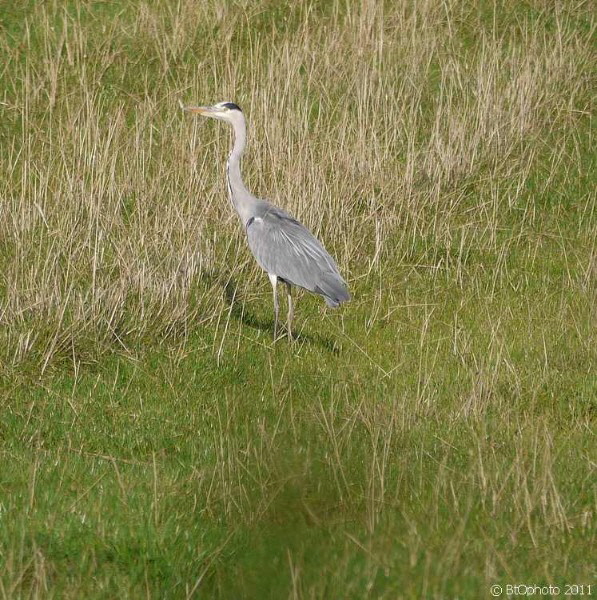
[0, 0, 595, 597]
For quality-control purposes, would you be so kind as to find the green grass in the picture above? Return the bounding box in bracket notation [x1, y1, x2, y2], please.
[0, 0, 595, 597]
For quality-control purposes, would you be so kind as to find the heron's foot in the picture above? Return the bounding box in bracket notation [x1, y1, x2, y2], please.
[272, 327, 293, 343]
[272, 325, 282, 343]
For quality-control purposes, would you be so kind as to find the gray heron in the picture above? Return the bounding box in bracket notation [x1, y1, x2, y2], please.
[184, 101, 350, 341]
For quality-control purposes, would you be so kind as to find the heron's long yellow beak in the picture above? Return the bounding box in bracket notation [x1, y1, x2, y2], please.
[183, 105, 213, 116]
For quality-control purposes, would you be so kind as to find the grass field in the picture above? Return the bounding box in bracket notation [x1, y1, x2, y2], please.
[0, 0, 595, 597]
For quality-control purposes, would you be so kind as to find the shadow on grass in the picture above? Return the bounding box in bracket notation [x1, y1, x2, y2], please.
[222, 278, 340, 354]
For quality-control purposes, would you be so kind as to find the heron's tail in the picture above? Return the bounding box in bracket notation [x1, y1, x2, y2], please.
[316, 273, 350, 308]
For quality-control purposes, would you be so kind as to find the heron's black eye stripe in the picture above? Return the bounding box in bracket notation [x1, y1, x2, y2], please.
[223, 102, 242, 112]
[246, 217, 255, 229]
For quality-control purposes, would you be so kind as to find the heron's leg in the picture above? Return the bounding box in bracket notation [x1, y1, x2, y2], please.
[268, 273, 279, 340]
[286, 282, 293, 342]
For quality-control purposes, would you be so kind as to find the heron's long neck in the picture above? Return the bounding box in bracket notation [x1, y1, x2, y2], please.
[226, 118, 253, 225]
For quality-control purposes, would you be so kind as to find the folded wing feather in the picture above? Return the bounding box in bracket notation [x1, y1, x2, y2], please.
[246, 206, 350, 307]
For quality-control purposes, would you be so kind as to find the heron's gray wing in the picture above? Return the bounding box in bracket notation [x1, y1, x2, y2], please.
[246, 207, 350, 307]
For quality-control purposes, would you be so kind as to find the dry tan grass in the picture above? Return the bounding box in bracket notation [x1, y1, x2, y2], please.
[0, 0, 593, 372]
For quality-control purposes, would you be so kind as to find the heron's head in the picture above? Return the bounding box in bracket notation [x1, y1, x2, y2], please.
[183, 101, 243, 124]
